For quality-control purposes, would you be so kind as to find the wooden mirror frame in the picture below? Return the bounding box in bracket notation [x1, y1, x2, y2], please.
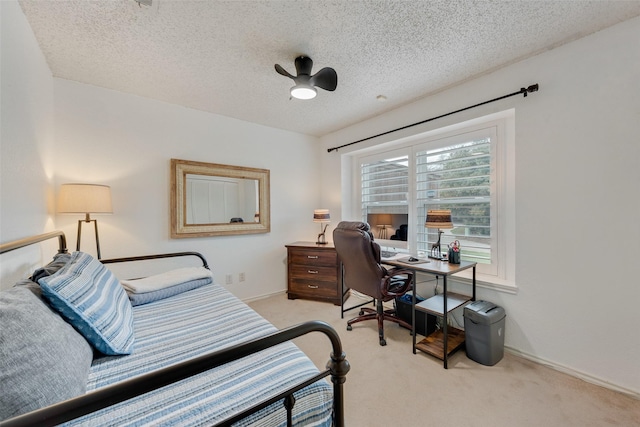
[170, 158, 270, 238]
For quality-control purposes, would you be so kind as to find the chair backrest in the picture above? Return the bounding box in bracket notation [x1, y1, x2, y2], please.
[391, 224, 408, 241]
[332, 221, 387, 299]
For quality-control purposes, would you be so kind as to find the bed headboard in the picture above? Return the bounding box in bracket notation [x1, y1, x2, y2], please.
[0, 231, 209, 285]
[0, 231, 68, 256]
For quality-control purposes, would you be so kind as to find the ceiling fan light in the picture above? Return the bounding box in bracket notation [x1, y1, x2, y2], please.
[290, 84, 317, 100]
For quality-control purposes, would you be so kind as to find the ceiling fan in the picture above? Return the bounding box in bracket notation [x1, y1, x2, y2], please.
[274, 56, 337, 100]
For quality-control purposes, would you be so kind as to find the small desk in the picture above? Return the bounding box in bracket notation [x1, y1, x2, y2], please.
[383, 257, 476, 369]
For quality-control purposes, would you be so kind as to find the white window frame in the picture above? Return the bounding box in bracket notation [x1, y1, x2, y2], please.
[349, 110, 516, 291]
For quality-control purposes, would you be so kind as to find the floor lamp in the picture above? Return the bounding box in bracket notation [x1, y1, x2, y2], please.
[376, 213, 392, 239]
[58, 183, 112, 259]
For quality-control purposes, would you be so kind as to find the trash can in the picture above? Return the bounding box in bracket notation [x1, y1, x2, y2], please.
[464, 300, 506, 366]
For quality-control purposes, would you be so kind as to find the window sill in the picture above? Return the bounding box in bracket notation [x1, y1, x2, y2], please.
[447, 269, 518, 295]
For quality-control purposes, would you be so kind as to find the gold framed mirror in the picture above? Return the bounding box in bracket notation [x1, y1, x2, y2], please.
[170, 159, 270, 238]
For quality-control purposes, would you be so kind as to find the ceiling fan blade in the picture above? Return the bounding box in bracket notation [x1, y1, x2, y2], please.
[294, 56, 314, 76]
[310, 67, 338, 91]
[274, 64, 295, 79]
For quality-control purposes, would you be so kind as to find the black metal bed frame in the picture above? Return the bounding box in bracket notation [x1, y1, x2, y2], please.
[0, 231, 349, 427]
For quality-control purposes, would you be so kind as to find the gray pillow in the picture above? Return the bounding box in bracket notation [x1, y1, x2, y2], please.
[128, 277, 212, 306]
[0, 281, 93, 421]
[31, 252, 72, 282]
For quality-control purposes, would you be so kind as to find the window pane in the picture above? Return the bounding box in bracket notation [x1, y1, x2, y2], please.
[361, 155, 409, 245]
[416, 138, 492, 264]
[361, 157, 408, 204]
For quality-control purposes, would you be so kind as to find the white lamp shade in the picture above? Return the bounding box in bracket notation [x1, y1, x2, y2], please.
[58, 184, 113, 214]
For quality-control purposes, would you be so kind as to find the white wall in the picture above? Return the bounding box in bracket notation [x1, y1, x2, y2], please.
[0, 1, 56, 286]
[321, 17, 640, 395]
[52, 79, 322, 300]
[1, 1, 323, 299]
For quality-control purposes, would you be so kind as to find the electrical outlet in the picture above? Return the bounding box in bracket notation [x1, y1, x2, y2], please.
[239, 272, 245, 282]
[225, 274, 233, 285]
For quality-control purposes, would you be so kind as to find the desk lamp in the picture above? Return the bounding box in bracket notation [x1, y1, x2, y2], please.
[313, 209, 330, 244]
[425, 209, 453, 260]
[58, 183, 112, 259]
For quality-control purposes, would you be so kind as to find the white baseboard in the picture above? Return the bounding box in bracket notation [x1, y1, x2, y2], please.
[505, 346, 640, 399]
[242, 289, 287, 304]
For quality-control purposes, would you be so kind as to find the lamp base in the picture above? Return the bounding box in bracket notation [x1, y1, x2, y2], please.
[316, 223, 329, 245]
[316, 232, 328, 245]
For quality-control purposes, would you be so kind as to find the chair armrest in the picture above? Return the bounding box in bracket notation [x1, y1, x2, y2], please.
[381, 268, 413, 298]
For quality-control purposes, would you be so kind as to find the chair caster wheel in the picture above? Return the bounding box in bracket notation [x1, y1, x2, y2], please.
[347, 325, 352, 331]
[379, 338, 387, 346]
[359, 310, 364, 315]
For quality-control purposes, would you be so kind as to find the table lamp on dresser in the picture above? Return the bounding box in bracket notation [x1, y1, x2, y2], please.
[313, 209, 331, 245]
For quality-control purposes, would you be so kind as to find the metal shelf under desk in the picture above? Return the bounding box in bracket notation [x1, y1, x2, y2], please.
[383, 257, 477, 369]
[414, 292, 471, 362]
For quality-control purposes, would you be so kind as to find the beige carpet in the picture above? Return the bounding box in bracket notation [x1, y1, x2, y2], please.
[249, 294, 640, 427]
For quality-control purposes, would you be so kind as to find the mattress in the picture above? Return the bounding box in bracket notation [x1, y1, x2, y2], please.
[64, 283, 333, 426]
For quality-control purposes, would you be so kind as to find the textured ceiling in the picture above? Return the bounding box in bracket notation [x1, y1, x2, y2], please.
[18, 0, 640, 137]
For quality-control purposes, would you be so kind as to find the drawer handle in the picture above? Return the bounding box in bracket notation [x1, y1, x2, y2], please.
[307, 255, 319, 259]
[307, 284, 319, 289]
[308, 270, 319, 274]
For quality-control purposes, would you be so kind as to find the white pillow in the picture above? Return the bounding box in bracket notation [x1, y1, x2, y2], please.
[121, 266, 212, 294]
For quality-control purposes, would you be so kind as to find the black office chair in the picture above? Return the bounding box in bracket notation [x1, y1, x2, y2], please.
[333, 221, 414, 346]
[390, 224, 408, 241]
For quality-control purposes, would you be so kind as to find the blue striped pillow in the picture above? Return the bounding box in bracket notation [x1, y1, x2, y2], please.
[38, 252, 135, 355]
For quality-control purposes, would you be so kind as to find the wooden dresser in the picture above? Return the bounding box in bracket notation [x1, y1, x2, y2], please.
[285, 241, 343, 305]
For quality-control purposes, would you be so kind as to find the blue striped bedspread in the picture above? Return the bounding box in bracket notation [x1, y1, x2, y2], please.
[64, 283, 333, 426]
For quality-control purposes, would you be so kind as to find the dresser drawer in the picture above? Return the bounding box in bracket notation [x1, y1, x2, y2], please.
[289, 264, 337, 282]
[289, 278, 337, 299]
[289, 250, 337, 267]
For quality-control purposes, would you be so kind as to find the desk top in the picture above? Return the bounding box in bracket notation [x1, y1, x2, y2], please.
[382, 256, 476, 276]
[285, 241, 335, 249]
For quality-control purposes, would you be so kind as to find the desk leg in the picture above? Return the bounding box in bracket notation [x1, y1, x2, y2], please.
[472, 265, 476, 301]
[443, 275, 448, 369]
[412, 272, 417, 354]
[340, 265, 345, 319]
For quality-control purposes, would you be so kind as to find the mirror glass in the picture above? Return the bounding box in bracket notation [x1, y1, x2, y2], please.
[185, 174, 259, 225]
[171, 159, 270, 237]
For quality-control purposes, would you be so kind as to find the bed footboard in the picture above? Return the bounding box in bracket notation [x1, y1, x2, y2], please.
[2, 320, 349, 427]
[101, 251, 209, 269]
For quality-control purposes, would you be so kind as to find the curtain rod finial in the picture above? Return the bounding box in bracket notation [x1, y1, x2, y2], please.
[522, 84, 539, 97]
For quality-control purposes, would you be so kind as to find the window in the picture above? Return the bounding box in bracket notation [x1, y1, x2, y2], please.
[354, 111, 515, 287]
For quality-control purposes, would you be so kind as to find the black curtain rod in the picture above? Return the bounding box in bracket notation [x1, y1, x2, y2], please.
[327, 83, 539, 153]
